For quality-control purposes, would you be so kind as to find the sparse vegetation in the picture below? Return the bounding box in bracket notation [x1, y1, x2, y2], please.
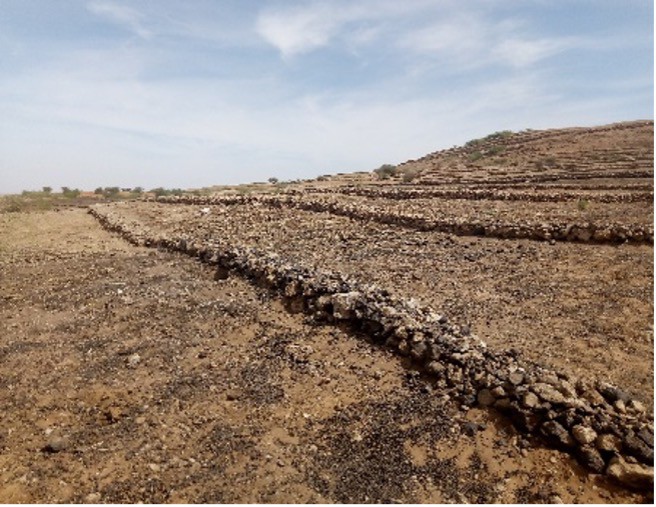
[577, 199, 590, 211]
[373, 164, 397, 180]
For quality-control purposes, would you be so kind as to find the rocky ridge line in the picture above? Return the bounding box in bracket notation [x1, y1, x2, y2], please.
[89, 204, 654, 490]
[152, 195, 654, 245]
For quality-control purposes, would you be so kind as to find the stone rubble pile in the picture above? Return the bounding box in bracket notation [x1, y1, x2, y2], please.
[89, 204, 654, 490]
[152, 194, 654, 245]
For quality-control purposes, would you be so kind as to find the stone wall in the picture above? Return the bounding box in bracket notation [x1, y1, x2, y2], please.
[89, 204, 653, 490]
[152, 194, 654, 245]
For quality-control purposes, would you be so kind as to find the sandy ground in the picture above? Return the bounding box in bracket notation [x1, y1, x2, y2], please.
[0, 209, 648, 503]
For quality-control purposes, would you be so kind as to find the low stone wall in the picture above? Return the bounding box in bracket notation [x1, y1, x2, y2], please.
[152, 194, 654, 245]
[417, 169, 654, 186]
[302, 186, 654, 203]
[90, 204, 653, 490]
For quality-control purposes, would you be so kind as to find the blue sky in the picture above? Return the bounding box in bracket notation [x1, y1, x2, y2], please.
[0, 0, 653, 193]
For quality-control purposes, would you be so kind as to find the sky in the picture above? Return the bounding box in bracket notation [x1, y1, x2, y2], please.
[0, 0, 653, 193]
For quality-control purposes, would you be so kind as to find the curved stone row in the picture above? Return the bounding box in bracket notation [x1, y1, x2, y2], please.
[151, 194, 654, 245]
[89, 204, 653, 490]
[300, 186, 653, 203]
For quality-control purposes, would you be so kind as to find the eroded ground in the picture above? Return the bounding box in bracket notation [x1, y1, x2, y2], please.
[0, 209, 647, 503]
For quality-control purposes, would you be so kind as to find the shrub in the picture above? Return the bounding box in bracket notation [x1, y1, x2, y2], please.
[61, 187, 80, 198]
[373, 164, 397, 180]
[94, 187, 104, 195]
[268, 177, 279, 184]
[577, 199, 589, 211]
[468, 151, 483, 162]
[42, 186, 52, 194]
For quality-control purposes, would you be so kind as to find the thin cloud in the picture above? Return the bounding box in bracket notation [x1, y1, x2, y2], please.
[87, 1, 152, 39]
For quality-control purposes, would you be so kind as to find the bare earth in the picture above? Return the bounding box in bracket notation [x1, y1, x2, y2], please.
[0, 209, 646, 503]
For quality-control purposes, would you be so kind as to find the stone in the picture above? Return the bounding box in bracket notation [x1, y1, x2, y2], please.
[576, 446, 606, 473]
[623, 432, 654, 464]
[490, 386, 506, 398]
[532, 383, 566, 404]
[572, 425, 597, 445]
[332, 292, 361, 320]
[596, 434, 622, 454]
[606, 456, 654, 490]
[85, 493, 102, 503]
[614, 399, 626, 413]
[508, 372, 524, 385]
[214, 266, 230, 281]
[522, 392, 540, 408]
[127, 353, 141, 368]
[541, 421, 575, 448]
[627, 400, 646, 413]
[43, 435, 69, 453]
[425, 361, 445, 375]
[477, 389, 495, 407]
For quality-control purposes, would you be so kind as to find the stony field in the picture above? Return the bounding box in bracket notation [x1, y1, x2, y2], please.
[0, 121, 653, 503]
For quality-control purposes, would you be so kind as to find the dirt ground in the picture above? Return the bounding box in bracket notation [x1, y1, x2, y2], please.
[109, 201, 654, 409]
[0, 209, 648, 503]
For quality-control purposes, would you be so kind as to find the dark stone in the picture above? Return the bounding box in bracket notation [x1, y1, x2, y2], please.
[509, 403, 542, 432]
[541, 421, 575, 449]
[624, 432, 654, 465]
[576, 445, 606, 473]
[637, 428, 654, 447]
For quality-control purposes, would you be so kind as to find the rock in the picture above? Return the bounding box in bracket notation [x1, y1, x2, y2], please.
[614, 399, 627, 413]
[508, 372, 524, 385]
[214, 266, 230, 281]
[148, 463, 161, 473]
[572, 425, 597, 445]
[606, 456, 654, 490]
[623, 432, 654, 464]
[490, 386, 506, 398]
[522, 392, 540, 408]
[135, 416, 147, 425]
[597, 383, 631, 404]
[104, 406, 123, 423]
[627, 400, 646, 413]
[577, 445, 606, 473]
[226, 389, 241, 401]
[477, 389, 495, 407]
[541, 421, 575, 448]
[332, 292, 361, 319]
[43, 435, 69, 453]
[425, 361, 445, 375]
[85, 493, 101, 503]
[462, 422, 484, 437]
[596, 434, 622, 454]
[127, 353, 141, 368]
[532, 383, 566, 404]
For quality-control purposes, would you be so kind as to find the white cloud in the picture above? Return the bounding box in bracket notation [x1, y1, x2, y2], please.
[255, 4, 345, 58]
[493, 37, 579, 67]
[87, 1, 152, 39]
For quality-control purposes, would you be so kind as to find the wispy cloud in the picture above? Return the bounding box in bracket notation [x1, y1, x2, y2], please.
[87, 1, 152, 39]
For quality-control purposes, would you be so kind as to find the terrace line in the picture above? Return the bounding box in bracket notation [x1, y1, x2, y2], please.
[89, 203, 654, 491]
[152, 194, 654, 245]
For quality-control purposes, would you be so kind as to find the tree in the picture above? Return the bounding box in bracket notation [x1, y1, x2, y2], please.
[94, 187, 104, 195]
[268, 177, 279, 184]
[42, 186, 52, 194]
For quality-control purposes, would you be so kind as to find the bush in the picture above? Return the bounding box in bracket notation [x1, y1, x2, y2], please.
[468, 151, 483, 162]
[42, 186, 52, 194]
[577, 199, 589, 211]
[374, 164, 397, 180]
[268, 177, 279, 184]
[61, 187, 81, 198]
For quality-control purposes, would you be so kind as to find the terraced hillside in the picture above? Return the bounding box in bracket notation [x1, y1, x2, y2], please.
[396, 120, 653, 186]
[1, 120, 653, 503]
